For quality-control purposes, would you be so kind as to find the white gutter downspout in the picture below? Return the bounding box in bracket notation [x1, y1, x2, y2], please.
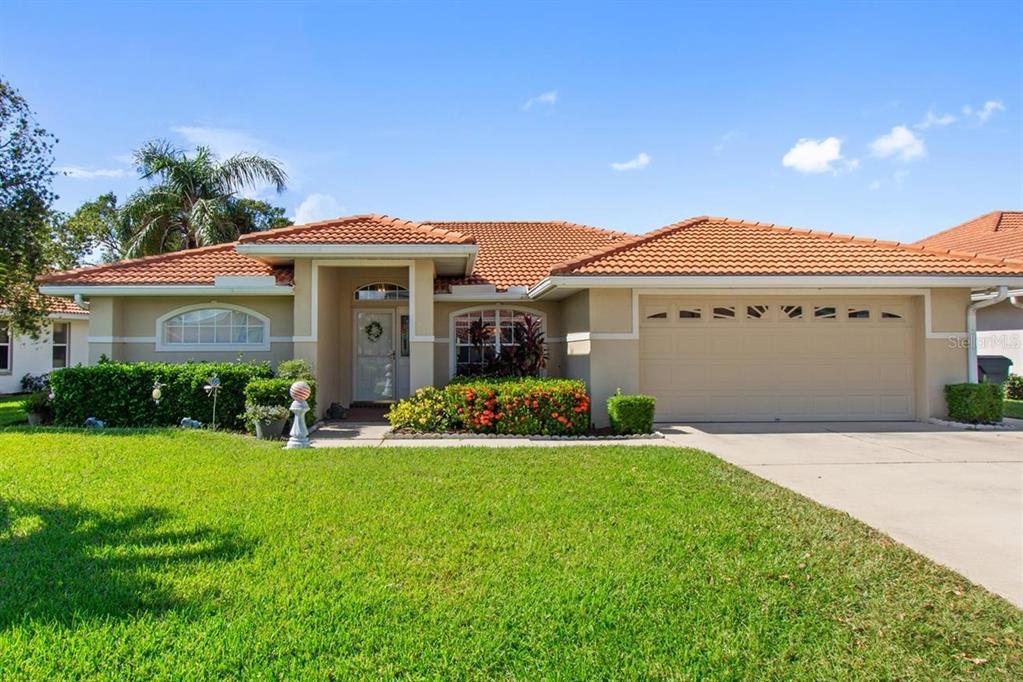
[967, 285, 1008, 383]
[73, 294, 90, 310]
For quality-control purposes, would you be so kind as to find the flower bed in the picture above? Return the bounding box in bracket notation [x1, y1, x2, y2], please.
[387, 378, 591, 436]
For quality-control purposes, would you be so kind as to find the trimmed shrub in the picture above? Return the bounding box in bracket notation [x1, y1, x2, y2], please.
[386, 387, 452, 432]
[244, 378, 317, 427]
[1004, 374, 1023, 400]
[276, 358, 313, 381]
[607, 391, 656, 435]
[446, 377, 590, 435]
[50, 361, 272, 430]
[944, 383, 1003, 424]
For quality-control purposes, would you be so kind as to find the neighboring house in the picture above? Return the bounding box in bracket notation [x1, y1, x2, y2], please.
[915, 211, 1023, 374]
[37, 214, 1023, 424]
[0, 296, 90, 394]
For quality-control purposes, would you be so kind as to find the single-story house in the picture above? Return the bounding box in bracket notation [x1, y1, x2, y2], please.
[0, 296, 90, 394]
[915, 210, 1023, 375]
[37, 213, 1023, 424]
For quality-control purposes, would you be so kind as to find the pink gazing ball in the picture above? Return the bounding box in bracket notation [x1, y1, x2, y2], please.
[289, 381, 312, 401]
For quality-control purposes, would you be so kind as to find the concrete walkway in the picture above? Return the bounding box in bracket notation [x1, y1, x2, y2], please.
[311, 422, 666, 448]
[660, 421, 1023, 607]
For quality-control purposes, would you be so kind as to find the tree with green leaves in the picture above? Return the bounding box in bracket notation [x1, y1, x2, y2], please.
[122, 141, 288, 257]
[47, 192, 128, 269]
[0, 77, 57, 334]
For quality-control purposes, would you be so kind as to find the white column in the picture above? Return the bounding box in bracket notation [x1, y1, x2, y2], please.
[409, 259, 435, 391]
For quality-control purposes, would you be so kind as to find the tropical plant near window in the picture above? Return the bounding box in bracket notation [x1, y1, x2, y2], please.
[498, 314, 548, 377]
[122, 141, 288, 257]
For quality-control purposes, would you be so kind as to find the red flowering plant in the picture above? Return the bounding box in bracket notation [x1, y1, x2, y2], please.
[446, 377, 590, 435]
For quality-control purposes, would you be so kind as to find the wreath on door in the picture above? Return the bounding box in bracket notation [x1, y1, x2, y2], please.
[364, 320, 384, 342]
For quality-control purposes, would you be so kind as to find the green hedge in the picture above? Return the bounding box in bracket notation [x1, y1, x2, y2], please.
[244, 378, 317, 427]
[50, 361, 273, 430]
[445, 378, 590, 435]
[1004, 374, 1023, 400]
[607, 392, 656, 434]
[944, 383, 1003, 424]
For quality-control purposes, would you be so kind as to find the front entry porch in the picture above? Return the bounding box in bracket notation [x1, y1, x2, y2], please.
[290, 258, 438, 415]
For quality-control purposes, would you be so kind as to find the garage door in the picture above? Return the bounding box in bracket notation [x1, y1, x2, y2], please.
[639, 296, 915, 421]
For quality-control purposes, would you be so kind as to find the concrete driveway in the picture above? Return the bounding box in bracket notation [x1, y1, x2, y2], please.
[660, 421, 1023, 607]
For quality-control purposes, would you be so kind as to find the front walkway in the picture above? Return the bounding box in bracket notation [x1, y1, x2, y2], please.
[311, 421, 666, 448]
[660, 421, 1023, 607]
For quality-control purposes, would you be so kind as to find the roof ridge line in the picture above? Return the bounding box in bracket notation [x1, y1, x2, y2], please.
[37, 242, 239, 284]
[237, 213, 476, 245]
[719, 217, 1023, 269]
[549, 216, 710, 275]
[424, 219, 629, 239]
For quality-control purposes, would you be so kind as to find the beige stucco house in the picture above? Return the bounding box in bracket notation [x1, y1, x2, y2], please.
[0, 297, 89, 394]
[38, 214, 1023, 425]
[915, 211, 1023, 374]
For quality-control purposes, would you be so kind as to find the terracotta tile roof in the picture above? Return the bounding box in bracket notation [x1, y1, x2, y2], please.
[430, 221, 628, 291]
[552, 216, 1023, 277]
[0, 294, 89, 316]
[37, 244, 293, 286]
[913, 211, 1023, 261]
[238, 214, 475, 245]
[38, 294, 89, 315]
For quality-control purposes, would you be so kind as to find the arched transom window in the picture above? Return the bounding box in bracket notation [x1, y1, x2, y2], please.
[354, 282, 409, 301]
[453, 308, 542, 376]
[160, 307, 267, 348]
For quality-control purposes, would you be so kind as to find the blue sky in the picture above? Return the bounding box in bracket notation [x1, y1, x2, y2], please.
[3, 0, 1021, 242]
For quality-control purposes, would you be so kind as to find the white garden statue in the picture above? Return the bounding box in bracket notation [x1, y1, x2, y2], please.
[285, 380, 312, 449]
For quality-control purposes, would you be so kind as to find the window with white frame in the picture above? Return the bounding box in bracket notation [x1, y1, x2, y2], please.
[354, 282, 409, 301]
[51, 322, 69, 368]
[0, 321, 11, 374]
[160, 308, 267, 348]
[453, 308, 541, 376]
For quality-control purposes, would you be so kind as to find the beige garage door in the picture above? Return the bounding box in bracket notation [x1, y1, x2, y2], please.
[639, 296, 916, 421]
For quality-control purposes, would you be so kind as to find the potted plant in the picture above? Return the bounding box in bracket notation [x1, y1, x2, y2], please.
[24, 391, 52, 426]
[245, 404, 290, 439]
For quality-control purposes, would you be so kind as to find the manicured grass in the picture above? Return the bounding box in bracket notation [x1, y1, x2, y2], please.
[1004, 399, 1023, 420]
[0, 395, 26, 427]
[1, 431, 1020, 679]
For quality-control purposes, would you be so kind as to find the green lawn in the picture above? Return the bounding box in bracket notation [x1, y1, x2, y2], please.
[0, 395, 26, 427]
[1005, 399, 1023, 420]
[1, 431, 1020, 679]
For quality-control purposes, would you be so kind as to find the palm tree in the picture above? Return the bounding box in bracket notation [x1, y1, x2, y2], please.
[122, 141, 287, 257]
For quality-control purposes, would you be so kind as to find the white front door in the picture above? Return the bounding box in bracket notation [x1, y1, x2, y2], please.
[354, 310, 396, 402]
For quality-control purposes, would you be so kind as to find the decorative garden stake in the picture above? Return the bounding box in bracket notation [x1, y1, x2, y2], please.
[152, 379, 165, 405]
[204, 375, 221, 429]
[285, 380, 312, 449]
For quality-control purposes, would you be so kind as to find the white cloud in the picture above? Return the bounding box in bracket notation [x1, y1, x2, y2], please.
[963, 100, 1006, 124]
[781, 137, 844, 174]
[610, 152, 650, 171]
[867, 169, 910, 191]
[57, 166, 127, 179]
[293, 193, 344, 224]
[869, 125, 925, 162]
[714, 130, 743, 153]
[522, 90, 558, 110]
[869, 179, 882, 191]
[914, 109, 956, 130]
[171, 125, 266, 158]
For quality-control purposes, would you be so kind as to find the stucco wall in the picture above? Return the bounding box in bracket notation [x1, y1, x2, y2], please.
[0, 319, 89, 394]
[910, 289, 970, 419]
[86, 295, 295, 366]
[977, 298, 1023, 331]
